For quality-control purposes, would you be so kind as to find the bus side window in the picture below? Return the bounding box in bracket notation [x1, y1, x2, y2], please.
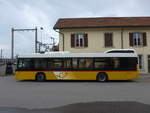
[54, 59, 62, 68]
[94, 58, 107, 69]
[113, 58, 120, 69]
[47, 58, 63, 69]
[72, 58, 78, 68]
[86, 58, 94, 68]
[125, 58, 137, 70]
[64, 59, 72, 69]
[72, 58, 94, 69]
[22, 59, 34, 69]
[78, 59, 86, 68]
[17, 59, 23, 68]
[53, 59, 63, 68]
[34, 59, 47, 69]
[47, 59, 53, 68]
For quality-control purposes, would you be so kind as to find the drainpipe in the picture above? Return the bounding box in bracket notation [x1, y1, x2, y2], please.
[121, 28, 124, 49]
[54, 29, 65, 51]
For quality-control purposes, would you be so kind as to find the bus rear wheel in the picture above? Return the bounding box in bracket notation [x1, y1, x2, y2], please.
[36, 73, 46, 82]
[97, 73, 108, 82]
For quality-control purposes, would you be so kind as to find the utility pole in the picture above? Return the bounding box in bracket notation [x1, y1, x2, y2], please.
[49, 37, 55, 51]
[35, 27, 38, 53]
[51, 37, 55, 47]
[0, 49, 3, 58]
[11, 27, 38, 59]
[11, 28, 14, 59]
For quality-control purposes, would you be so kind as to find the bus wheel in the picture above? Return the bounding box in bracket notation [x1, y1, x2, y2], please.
[96, 73, 108, 82]
[36, 73, 46, 82]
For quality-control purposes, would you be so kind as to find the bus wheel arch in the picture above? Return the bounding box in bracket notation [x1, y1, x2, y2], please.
[35, 72, 46, 82]
[96, 72, 108, 82]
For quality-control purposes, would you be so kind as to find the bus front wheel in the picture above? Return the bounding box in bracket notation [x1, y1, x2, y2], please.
[36, 73, 46, 82]
[96, 73, 108, 82]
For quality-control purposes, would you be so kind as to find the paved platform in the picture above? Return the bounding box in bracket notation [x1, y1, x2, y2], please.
[0, 102, 150, 113]
[0, 75, 150, 112]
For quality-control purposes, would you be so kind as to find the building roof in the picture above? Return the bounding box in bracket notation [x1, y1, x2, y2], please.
[53, 17, 150, 29]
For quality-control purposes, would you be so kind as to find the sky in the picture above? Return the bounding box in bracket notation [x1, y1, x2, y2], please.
[0, 0, 150, 58]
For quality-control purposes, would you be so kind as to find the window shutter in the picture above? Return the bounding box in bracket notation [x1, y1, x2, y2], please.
[109, 34, 113, 47]
[71, 34, 75, 48]
[143, 32, 147, 46]
[104, 33, 113, 47]
[84, 34, 88, 47]
[129, 33, 133, 46]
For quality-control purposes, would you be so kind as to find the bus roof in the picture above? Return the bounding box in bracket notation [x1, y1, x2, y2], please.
[17, 52, 137, 58]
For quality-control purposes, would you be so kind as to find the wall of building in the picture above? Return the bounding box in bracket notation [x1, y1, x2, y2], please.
[59, 27, 150, 73]
[122, 28, 150, 73]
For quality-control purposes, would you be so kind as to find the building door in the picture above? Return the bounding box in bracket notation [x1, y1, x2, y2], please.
[148, 55, 150, 73]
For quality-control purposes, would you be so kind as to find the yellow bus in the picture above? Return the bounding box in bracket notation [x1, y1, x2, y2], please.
[15, 49, 139, 82]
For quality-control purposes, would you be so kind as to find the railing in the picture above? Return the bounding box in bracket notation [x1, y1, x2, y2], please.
[0, 59, 16, 76]
[0, 63, 6, 67]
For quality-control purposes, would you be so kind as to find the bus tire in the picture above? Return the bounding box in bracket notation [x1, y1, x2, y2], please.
[96, 72, 108, 82]
[36, 72, 46, 82]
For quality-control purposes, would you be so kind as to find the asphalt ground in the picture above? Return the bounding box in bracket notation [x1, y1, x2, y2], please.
[0, 75, 150, 113]
[0, 102, 150, 113]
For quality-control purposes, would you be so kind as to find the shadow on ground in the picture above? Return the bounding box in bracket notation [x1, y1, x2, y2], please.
[18, 79, 135, 83]
[1, 101, 150, 113]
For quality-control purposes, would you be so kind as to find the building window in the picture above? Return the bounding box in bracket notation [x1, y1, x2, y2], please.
[71, 34, 88, 48]
[104, 33, 113, 47]
[133, 33, 143, 46]
[129, 32, 147, 47]
[138, 55, 144, 70]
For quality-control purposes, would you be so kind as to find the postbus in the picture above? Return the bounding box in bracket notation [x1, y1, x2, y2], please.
[15, 49, 139, 82]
